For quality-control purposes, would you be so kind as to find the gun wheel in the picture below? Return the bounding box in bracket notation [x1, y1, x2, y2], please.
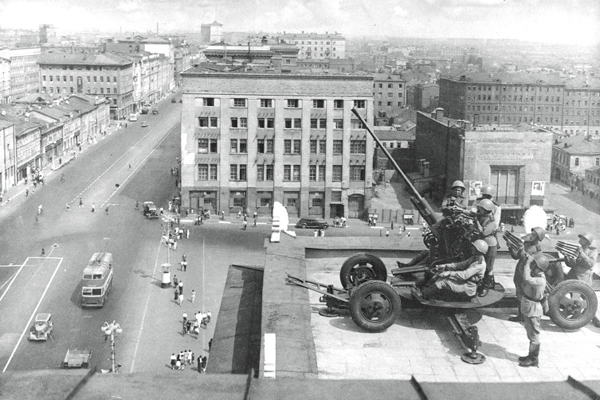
[349, 281, 400, 332]
[340, 253, 387, 289]
[548, 280, 597, 330]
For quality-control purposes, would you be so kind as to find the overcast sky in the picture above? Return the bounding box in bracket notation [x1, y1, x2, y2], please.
[1, 0, 598, 46]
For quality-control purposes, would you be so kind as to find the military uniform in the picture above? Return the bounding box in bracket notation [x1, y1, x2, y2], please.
[423, 255, 486, 299]
[565, 246, 598, 285]
[478, 213, 498, 276]
[520, 256, 546, 367]
[441, 193, 467, 213]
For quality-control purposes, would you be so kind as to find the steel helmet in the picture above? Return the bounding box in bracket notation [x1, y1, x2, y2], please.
[531, 253, 550, 272]
[451, 180, 466, 190]
[477, 198, 494, 212]
[531, 227, 546, 242]
[578, 232, 594, 246]
[481, 184, 495, 196]
[472, 239, 489, 254]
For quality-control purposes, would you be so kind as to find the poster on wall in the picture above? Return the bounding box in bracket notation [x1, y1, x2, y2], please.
[469, 181, 482, 200]
[531, 181, 545, 196]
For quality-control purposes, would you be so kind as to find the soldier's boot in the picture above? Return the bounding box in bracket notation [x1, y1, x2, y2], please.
[519, 344, 540, 368]
[477, 274, 491, 297]
[509, 313, 524, 323]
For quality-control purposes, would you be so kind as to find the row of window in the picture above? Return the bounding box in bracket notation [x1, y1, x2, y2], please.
[42, 87, 117, 95]
[467, 85, 561, 93]
[202, 97, 365, 109]
[378, 101, 404, 107]
[198, 163, 365, 182]
[200, 139, 365, 155]
[375, 92, 404, 98]
[467, 94, 561, 102]
[200, 117, 363, 129]
[43, 75, 118, 83]
[375, 83, 404, 89]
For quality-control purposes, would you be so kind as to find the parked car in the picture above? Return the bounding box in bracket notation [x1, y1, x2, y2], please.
[152, 108, 158, 115]
[29, 313, 53, 341]
[171, 98, 176, 103]
[141, 121, 148, 127]
[295, 217, 329, 229]
[143, 201, 159, 219]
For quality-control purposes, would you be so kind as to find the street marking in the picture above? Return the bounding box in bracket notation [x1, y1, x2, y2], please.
[0, 260, 27, 305]
[129, 236, 165, 373]
[2, 247, 62, 373]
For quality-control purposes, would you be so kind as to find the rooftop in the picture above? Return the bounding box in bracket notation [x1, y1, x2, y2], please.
[38, 52, 133, 66]
[442, 71, 600, 89]
[554, 135, 600, 154]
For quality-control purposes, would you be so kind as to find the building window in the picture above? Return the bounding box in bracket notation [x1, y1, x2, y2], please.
[354, 100, 366, 109]
[333, 140, 342, 154]
[286, 99, 299, 108]
[310, 140, 317, 154]
[334, 99, 343, 109]
[292, 165, 300, 181]
[313, 99, 325, 108]
[198, 117, 218, 128]
[351, 120, 366, 129]
[490, 167, 519, 204]
[285, 118, 302, 128]
[284, 140, 292, 154]
[350, 140, 366, 154]
[294, 139, 301, 154]
[203, 98, 215, 106]
[331, 191, 342, 202]
[260, 99, 273, 107]
[230, 164, 247, 181]
[198, 139, 218, 153]
[350, 166, 365, 181]
[231, 139, 246, 153]
[309, 165, 317, 181]
[198, 164, 218, 180]
[575, 157, 579, 166]
[266, 165, 273, 180]
[233, 98, 246, 107]
[332, 165, 342, 182]
[311, 118, 327, 129]
[284, 165, 291, 181]
[257, 165, 264, 181]
[257, 118, 274, 128]
[231, 117, 248, 128]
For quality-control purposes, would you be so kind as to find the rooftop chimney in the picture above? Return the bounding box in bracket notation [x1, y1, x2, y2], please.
[432, 107, 444, 120]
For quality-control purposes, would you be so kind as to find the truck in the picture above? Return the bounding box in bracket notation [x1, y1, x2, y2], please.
[128, 113, 138, 122]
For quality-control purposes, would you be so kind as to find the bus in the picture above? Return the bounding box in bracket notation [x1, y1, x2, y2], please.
[81, 252, 113, 308]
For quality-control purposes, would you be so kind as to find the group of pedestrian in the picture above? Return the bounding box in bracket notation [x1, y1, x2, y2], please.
[170, 350, 194, 370]
[173, 279, 185, 305]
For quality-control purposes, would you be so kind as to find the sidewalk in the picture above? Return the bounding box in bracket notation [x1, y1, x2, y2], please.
[0, 121, 123, 213]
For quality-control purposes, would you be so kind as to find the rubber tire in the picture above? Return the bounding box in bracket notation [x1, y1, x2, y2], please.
[548, 279, 598, 330]
[349, 280, 401, 332]
[340, 253, 387, 289]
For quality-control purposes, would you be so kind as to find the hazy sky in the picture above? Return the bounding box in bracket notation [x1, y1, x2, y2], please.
[1, 0, 598, 45]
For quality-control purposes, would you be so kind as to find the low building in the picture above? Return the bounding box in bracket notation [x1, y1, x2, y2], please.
[415, 108, 553, 222]
[552, 134, 600, 190]
[279, 32, 345, 60]
[180, 67, 374, 219]
[373, 123, 415, 172]
[373, 74, 406, 119]
[200, 21, 223, 44]
[0, 47, 41, 102]
[0, 119, 16, 190]
[413, 83, 439, 112]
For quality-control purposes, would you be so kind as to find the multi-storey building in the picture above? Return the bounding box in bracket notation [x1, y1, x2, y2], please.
[200, 21, 223, 44]
[38, 52, 134, 120]
[0, 47, 41, 102]
[439, 73, 600, 135]
[416, 108, 553, 221]
[0, 119, 16, 190]
[552, 134, 600, 189]
[202, 43, 299, 71]
[373, 73, 406, 119]
[179, 68, 374, 219]
[0, 57, 10, 103]
[279, 32, 345, 60]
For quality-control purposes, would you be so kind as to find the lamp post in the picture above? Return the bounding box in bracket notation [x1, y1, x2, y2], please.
[101, 321, 122, 373]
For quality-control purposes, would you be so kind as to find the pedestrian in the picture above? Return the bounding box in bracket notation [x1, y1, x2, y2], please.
[173, 274, 178, 288]
[386, 230, 389, 237]
[191, 351, 195, 365]
[128, 163, 131, 169]
[79, 197, 83, 207]
[183, 312, 188, 325]
[186, 228, 190, 239]
[391, 220, 394, 231]
[174, 288, 179, 301]
[242, 217, 247, 230]
[201, 356, 207, 373]
[66, 203, 70, 211]
[91, 203, 95, 212]
[105, 205, 109, 214]
[178, 293, 184, 306]
[314, 230, 318, 237]
[173, 240, 178, 250]
[179, 350, 185, 369]
[197, 354, 202, 373]
[208, 338, 213, 351]
[25, 188, 28, 197]
[191, 289, 196, 303]
[135, 200, 139, 209]
[178, 280, 183, 295]
[170, 353, 177, 369]
[518, 253, 549, 368]
[253, 215, 257, 227]
[186, 350, 192, 365]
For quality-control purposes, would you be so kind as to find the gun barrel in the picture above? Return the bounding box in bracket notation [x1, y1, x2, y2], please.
[351, 108, 440, 225]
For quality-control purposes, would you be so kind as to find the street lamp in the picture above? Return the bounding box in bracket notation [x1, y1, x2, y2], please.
[101, 321, 122, 373]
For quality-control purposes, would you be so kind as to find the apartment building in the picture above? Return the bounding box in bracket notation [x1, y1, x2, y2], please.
[200, 21, 223, 44]
[373, 73, 406, 119]
[279, 32, 345, 60]
[0, 47, 41, 102]
[0, 57, 10, 103]
[180, 68, 374, 219]
[439, 73, 600, 135]
[38, 52, 134, 119]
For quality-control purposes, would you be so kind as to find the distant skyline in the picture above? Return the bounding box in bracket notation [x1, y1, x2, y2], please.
[1, 0, 598, 46]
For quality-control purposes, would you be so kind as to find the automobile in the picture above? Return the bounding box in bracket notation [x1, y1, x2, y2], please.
[143, 201, 159, 219]
[171, 98, 176, 103]
[295, 217, 329, 230]
[152, 108, 159, 115]
[141, 121, 148, 127]
[63, 348, 92, 368]
[29, 313, 53, 341]
[141, 107, 149, 114]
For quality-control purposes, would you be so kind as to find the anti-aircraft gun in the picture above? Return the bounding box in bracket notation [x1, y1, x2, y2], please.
[350, 108, 479, 272]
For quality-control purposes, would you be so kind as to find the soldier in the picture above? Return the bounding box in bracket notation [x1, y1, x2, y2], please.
[564, 232, 597, 285]
[441, 180, 467, 214]
[479, 184, 502, 247]
[418, 239, 488, 301]
[508, 227, 545, 322]
[476, 199, 498, 296]
[518, 252, 549, 368]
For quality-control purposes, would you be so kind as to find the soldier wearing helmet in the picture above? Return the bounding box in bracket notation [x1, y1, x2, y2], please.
[564, 232, 597, 285]
[508, 227, 546, 322]
[518, 252, 548, 368]
[441, 180, 467, 214]
[479, 183, 502, 244]
[419, 239, 487, 301]
[475, 198, 498, 297]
